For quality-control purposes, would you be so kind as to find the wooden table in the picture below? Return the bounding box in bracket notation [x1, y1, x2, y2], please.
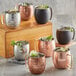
[0, 17, 52, 58]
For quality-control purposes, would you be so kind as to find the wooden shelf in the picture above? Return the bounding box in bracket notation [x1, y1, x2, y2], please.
[0, 17, 52, 58]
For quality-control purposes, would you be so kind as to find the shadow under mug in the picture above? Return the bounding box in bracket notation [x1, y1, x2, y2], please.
[1, 11, 21, 29]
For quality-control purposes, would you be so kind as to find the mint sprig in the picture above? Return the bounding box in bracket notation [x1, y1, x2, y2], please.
[11, 40, 16, 46]
[30, 51, 44, 57]
[40, 35, 53, 41]
[46, 35, 53, 41]
[38, 5, 49, 9]
[11, 40, 29, 51]
[54, 47, 69, 52]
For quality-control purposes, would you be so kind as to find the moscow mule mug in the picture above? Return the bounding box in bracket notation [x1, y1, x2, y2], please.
[1, 10, 21, 29]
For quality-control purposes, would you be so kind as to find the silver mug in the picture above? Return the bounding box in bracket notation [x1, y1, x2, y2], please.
[14, 43, 29, 61]
[1, 10, 21, 29]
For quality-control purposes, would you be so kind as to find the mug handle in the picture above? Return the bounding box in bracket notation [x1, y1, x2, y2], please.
[15, 4, 19, 11]
[72, 27, 75, 40]
[1, 14, 4, 25]
[50, 7, 52, 20]
[66, 54, 72, 69]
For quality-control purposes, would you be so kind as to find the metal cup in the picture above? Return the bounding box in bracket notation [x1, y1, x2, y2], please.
[52, 50, 72, 69]
[28, 55, 46, 74]
[14, 43, 29, 61]
[15, 3, 33, 21]
[1, 10, 21, 29]
[38, 38, 55, 57]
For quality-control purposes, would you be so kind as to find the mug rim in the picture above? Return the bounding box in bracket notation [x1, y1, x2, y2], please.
[29, 55, 45, 59]
[18, 2, 33, 6]
[29, 53, 45, 59]
[35, 6, 50, 10]
[5, 10, 19, 14]
[57, 29, 73, 32]
[54, 48, 70, 52]
[39, 37, 54, 42]
[57, 27, 74, 32]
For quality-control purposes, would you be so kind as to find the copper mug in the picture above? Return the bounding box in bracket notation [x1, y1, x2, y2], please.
[38, 38, 55, 57]
[28, 54, 46, 74]
[16, 3, 33, 21]
[52, 49, 72, 69]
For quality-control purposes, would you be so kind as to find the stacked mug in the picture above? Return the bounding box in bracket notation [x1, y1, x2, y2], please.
[53, 26, 75, 69]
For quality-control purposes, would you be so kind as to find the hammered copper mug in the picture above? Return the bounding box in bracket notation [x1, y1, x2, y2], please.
[28, 54, 46, 74]
[38, 38, 55, 57]
[17, 3, 33, 21]
[52, 49, 72, 69]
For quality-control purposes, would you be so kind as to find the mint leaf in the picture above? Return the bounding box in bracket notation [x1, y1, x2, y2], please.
[11, 40, 16, 46]
[38, 5, 49, 9]
[30, 50, 38, 57]
[46, 35, 53, 41]
[55, 47, 69, 52]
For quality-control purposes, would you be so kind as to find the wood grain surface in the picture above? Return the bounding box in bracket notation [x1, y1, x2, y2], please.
[0, 17, 52, 58]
